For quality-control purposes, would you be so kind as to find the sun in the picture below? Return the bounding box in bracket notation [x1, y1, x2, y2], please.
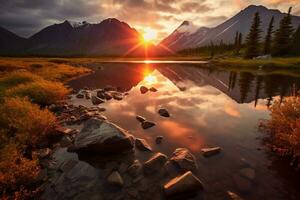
[142, 28, 157, 43]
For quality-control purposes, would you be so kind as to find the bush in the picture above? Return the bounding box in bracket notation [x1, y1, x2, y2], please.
[0, 142, 41, 200]
[261, 96, 300, 154]
[5, 80, 69, 106]
[0, 97, 56, 146]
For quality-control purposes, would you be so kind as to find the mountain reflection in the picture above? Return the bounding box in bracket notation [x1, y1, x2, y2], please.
[68, 63, 300, 107]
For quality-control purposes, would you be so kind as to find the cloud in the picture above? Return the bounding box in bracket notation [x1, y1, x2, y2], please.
[0, 0, 298, 42]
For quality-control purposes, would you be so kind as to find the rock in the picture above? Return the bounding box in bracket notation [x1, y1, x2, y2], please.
[91, 96, 105, 105]
[35, 148, 52, 159]
[127, 160, 142, 177]
[107, 171, 124, 187]
[55, 126, 76, 135]
[163, 171, 203, 197]
[76, 93, 84, 98]
[149, 87, 158, 92]
[141, 121, 156, 129]
[59, 159, 79, 173]
[201, 147, 221, 157]
[111, 92, 123, 101]
[136, 115, 146, 123]
[227, 191, 244, 200]
[239, 168, 255, 181]
[155, 136, 163, 144]
[135, 138, 152, 151]
[253, 54, 272, 60]
[85, 92, 92, 99]
[140, 86, 149, 94]
[60, 136, 73, 147]
[104, 86, 116, 91]
[70, 118, 134, 153]
[104, 92, 113, 100]
[97, 107, 106, 112]
[35, 168, 48, 182]
[143, 153, 168, 174]
[158, 108, 170, 117]
[170, 148, 198, 172]
[96, 90, 106, 99]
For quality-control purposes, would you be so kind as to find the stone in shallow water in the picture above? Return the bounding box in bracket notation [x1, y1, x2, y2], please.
[143, 153, 168, 174]
[158, 108, 170, 117]
[140, 86, 149, 94]
[239, 168, 255, 181]
[69, 118, 134, 153]
[163, 171, 203, 197]
[171, 148, 198, 172]
[136, 115, 146, 123]
[135, 138, 152, 151]
[91, 96, 105, 105]
[141, 121, 156, 129]
[127, 160, 142, 177]
[155, 136, 164, 144]
[201, 147, 221, 157]
[107, 171, 124, 187]
[227, 191, 244, 200]
[149, 87, 158, 92]
[76, 93, 84, 98]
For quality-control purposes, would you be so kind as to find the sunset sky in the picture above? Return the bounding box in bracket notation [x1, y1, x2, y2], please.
[0, 0, 300, 43]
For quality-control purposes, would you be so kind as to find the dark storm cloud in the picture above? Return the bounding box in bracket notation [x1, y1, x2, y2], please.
[0, 0, 103, 37]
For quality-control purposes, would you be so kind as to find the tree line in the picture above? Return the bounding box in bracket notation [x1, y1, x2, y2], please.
[179, 7, 300, 58]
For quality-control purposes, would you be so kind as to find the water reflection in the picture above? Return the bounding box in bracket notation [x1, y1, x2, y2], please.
[68, 63, 300, 199]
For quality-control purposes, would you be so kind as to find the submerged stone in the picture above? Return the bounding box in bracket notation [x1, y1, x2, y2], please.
[158, 108, 170, 117]
[140, 86, 149, 94]
[149, 87, 158, 92]
[136, 115, 146, 123]
[155, 136, 164, 144]
[91, 96, 105, 105]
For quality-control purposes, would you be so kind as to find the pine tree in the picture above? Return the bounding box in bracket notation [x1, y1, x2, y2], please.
[234, 32, 239, 47]
[238, 32, 243, 53]
[244, 12, 262, 58]
[264, 16, 274, 55]
[292, 25, 300, 55]
[272, 7, 294, 56]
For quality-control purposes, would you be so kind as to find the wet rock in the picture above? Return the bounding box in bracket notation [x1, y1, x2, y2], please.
[91, 96, 105, 105]
[239, 168, 255, 181]
[227, 191, 244, 200]
[140, 86, 149, 94]
[155, 136, 164, 144]
[158, 108, 170, 117]
[143, 153, 168, 174]
[127, 160, 142, 177]
[201, 147, 221, 157]
[135, 138, 152, 151]
[69, 118, 134, 153]
[96, 90, 106, 99]
[141, 121, 156, 129]
[163, 171, 203, 197]
[149, 87, 158, 92]
[104, 92, 113, 100]
[107, 171, 124, 187]
[60, 136, 73, 147]
[171, 148, 198, 172]
[76, 93, 84, 98]
[104, 86, 116, 91]
[59, 159, 79, 173]
[97, 107, 106, 112]
[136, 115, 146, 123]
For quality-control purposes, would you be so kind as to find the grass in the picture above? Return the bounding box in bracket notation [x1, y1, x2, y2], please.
[0, 57, 90, 199]
[260, 96, 300, 168]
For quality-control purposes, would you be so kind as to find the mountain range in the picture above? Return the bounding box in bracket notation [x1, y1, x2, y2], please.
[0, 5, 300, 56]
[160, 5, 300, 51]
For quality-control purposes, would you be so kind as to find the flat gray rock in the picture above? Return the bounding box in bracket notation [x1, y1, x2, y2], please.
[70, 118, 134, 153]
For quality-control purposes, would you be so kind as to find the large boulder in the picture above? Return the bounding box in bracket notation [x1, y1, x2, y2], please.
[170, 148, 198, 172]
[69, 118, 134, 154]
[163, 171, 203, 197]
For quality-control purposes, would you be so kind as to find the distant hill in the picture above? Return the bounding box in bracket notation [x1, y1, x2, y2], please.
[0, 26, 27, 55]
[0, 18, 159, 56]
[160, 5, 300, 51]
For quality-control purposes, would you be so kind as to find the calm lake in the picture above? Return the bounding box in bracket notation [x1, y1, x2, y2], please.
[67, 61, 300, 200]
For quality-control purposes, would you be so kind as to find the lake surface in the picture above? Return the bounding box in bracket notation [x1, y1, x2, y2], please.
[67, 62, 300, 200]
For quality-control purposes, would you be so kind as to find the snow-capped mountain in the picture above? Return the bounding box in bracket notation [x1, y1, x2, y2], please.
[160, 5, 300, 51]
